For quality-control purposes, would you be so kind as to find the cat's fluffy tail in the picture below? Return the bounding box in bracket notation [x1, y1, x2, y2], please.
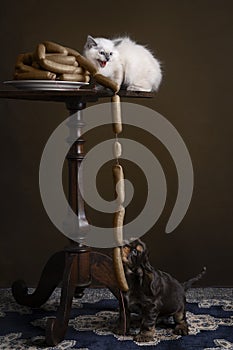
[182, 267, 207, 291]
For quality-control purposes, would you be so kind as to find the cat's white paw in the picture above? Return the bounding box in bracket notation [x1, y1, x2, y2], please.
[127, 85, 152, 92]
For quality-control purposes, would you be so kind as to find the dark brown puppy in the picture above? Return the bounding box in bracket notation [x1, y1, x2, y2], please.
[118, 239, 206, 342]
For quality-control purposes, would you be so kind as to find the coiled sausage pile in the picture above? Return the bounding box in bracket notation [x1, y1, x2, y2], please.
[13, 41, 119, 92]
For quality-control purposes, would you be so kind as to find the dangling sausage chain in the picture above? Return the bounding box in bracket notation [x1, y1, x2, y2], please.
[112, 110, 129, 291]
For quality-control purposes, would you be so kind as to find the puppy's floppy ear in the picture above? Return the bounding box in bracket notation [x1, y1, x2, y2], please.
[85, 35, 98, 49]
[141, 245, 154, 272]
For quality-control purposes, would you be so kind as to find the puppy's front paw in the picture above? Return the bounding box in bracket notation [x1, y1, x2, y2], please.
[174, 323, 189, 336]
[134, 328, 155, 342]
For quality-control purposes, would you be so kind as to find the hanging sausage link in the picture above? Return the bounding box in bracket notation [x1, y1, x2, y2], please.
[111, 94, 129, 292]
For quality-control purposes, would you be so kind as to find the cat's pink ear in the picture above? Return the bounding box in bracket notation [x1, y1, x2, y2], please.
[86, 35, 97, 48]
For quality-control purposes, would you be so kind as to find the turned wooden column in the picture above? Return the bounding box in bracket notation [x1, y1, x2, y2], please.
[65, 99, 91, 294]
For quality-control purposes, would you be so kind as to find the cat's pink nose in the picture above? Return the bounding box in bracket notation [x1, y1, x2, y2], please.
[105, 53, 110, 61]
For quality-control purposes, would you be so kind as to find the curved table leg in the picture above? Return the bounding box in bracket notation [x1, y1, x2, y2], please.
[46, 250, 121, 346]
[12, 251, 65, 307]
[90, 251, 120, 299]
[12, 249, 122, 346]
[46, 252, 77, 346]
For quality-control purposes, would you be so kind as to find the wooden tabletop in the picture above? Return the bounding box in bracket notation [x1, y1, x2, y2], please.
[0, 88, 155, 103]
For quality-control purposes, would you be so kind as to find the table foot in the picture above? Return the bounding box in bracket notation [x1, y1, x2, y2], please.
[12, 251, 65, 307]
[46, 252, 77, 346]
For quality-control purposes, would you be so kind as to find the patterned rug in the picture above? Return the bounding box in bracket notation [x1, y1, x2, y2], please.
[0, 288, 233, 350]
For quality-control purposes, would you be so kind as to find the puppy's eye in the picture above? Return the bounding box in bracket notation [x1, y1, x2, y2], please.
[132, 249, 138, 256]
[100, 51, 105, 55]
[109, 52, 113, 56]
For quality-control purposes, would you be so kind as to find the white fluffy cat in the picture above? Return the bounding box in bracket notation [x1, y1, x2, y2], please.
[83, 35, 162, 92]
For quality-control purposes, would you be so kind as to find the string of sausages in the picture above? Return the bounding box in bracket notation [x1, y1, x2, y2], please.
[13, 41, 119, 92]
[112, 94, 129, 292]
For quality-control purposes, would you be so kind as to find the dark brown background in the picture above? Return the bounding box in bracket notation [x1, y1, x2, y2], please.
[0, 0, 232, 287]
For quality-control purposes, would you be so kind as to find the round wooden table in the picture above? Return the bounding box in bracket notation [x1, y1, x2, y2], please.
[0, 88, 154, 345]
